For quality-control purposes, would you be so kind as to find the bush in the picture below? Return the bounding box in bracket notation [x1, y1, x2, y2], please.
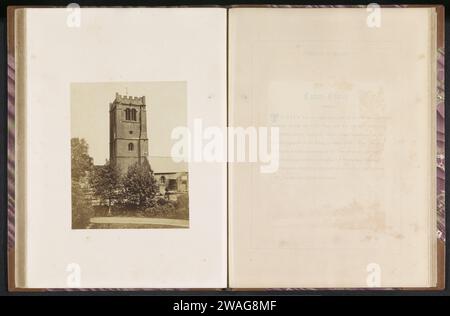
[156, 197, 169, 206]
[168, 193, 189, 220]
[72, 181, 95, 229]
[72, 206, 95, 229]
[144, 200, 175, 217]
[175, 193, 189, 211]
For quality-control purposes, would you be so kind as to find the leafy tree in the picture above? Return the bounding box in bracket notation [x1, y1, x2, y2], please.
[71, 138, 93, 181]
[72, 181, 95, 228]
[89, 160, 122, 215]
[71, 138, 94, 229]
[122, 161, 158, 209]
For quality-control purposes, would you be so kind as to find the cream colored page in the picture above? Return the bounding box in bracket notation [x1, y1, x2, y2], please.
[229, 8, 435, 287]
[23, 8, 227, 288]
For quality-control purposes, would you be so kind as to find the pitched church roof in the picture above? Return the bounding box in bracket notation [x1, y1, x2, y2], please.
[148, 156, 188, 174]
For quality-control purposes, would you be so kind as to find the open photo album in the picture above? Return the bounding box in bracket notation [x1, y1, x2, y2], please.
[7, 6, 445, 290]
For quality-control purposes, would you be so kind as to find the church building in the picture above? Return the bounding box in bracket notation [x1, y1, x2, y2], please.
[108, 92, 188, 200]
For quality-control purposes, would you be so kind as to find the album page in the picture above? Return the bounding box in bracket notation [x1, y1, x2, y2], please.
[228, 7, 437, 288]
[15, 8, 227, 288]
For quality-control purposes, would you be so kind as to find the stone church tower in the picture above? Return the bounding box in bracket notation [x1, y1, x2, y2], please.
[109, 92, 149, 174]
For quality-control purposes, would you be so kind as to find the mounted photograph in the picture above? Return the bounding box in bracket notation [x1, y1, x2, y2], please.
[71, 82, 189, 229]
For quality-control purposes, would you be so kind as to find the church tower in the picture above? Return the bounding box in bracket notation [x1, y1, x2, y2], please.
[109, 92, 149, 174]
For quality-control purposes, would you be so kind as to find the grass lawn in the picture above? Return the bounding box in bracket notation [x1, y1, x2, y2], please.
[93, 205, 188, 220]
[88, 223, 186, 229]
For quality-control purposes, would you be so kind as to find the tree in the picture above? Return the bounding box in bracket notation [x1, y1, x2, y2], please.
[71, 138, 94, 228]
[122, 161, 158, 209]
[71, 138, 93, 181]
[72, 180, 95, 229]
[89, 160, 122, 215]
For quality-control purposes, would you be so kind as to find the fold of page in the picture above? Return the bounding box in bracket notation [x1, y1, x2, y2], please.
[228, 8, 437, 288]
[19, 8, 227, 288]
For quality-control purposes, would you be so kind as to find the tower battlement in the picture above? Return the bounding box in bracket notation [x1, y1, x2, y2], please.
[110, 92, 146, 109]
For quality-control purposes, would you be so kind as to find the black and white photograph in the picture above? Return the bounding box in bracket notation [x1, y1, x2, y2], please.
[71, 82, 189, 229]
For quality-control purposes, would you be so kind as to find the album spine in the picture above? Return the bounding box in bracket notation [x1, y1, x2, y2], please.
[13, 8, 28, 289]
[429, 8, 438, 287]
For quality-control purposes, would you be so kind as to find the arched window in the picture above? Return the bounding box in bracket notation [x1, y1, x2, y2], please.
[125, 108, 137, 121]
[128, 143, 134, 151]
[160, 176, 166, 184]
